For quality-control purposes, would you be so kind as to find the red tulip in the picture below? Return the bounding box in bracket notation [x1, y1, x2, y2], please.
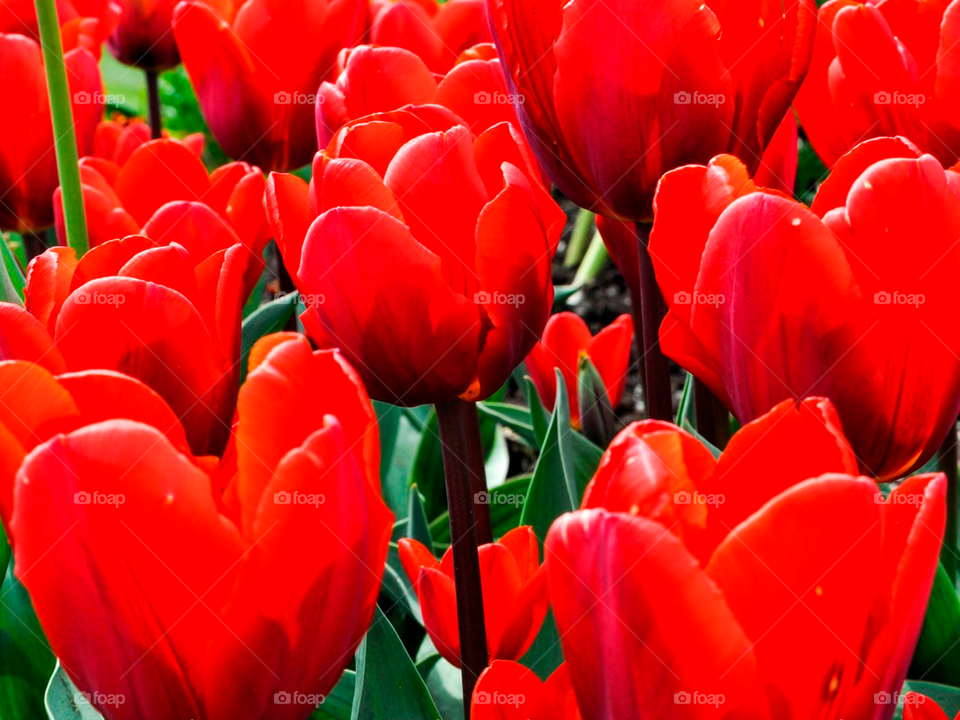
[0, 29, 102, 232]
[547, 396, 945, 720]
[900, 694, 959, 720]
[107, 0, 233, 70]
[648, 137, 960, 479]
[795, 0, 960, 169]
[0, 0, 120, 55]
[369, 0, 490, 74]
[265, 106, 565, 405]
[398, 526, 549, 668]
[486, 0, 816, 220]
[316, 43, 523, 146]
[1, 213, 256, 455]
[524, 312, 633, 426]
[172, 0, 367, 171]
[54, 124, 270, 276]
[595, 112, 800, 300]
[6, 333, 392, 720]
[471, 661, 582, 720]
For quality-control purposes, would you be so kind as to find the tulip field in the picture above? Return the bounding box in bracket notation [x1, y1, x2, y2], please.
[5, 0, 960, 718]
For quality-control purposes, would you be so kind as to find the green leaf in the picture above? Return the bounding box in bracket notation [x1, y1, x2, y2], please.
[381, 544, 422, 624]
[406, 485, 435, 557]
[485, 426, 510, 488]
[476, 402, 537, 448]
[241, 272, 266, 319]
[523, 377, 550, 449]
[910, 563, 960, 684]
[408, 410, 447, 521]
[429, 475, 530, 544]
[577, 355, 616, 448]
[44, 662, 105, 720]
[350, 606, 441, 720]
[0, 562, 57, 720]
[676, 372, 695, 427]
[0, 233, 25, 304]
[375, 402, 422, 519]
[311, 670, 355, 720]
[239, 292, 299, 383]
[0, 523, 9, 586]
[519, 610, 564, 681]
[520, 370, 603, 552]
[896, 681, 960, 718]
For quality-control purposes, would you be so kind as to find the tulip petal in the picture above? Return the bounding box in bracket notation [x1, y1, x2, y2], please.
[12, 420, 245, 720]
[264, 172, 312, 283]
[419, 566, 461, 665]
[472, 660, 545, 720]
[706, 474, 881, 720]
[546, 509, 767, 719]
[524, 312, 591, 412]
[70, 235, 158, 290]
[297, 205, 482, 404]
[0, 301, 65, 372]
[114, 139, 211, 225]
[587, 314, 633, 409]
[25, 247, 78, 336]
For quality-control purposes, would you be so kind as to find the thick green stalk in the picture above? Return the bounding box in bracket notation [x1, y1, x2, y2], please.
[34, 0, 88, 256]
[571, 230, 609, 288]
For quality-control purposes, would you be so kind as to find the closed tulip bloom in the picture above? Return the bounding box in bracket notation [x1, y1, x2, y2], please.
[54, 126, 270, 262]
[0, 30, 102, 232]
[316, 43, 523, 146]
[172, 0, 367, 171]
[471, 661, 582, 720]
[7, 334, 392, 720]
[547, 397, 945, 720]
[649, 137, 960, 479]
[369, 0, 490, 73]
[525, 312, 633, 426]
[266, 106, 565, 405]
[107, 0, 233, 70]
[795, 0, 960, 168]
[486, 0, 816, 220]
[398, 526, 549, 668]
[0, 207, 260, 456]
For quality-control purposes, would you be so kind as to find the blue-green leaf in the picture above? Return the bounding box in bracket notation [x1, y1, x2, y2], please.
[239, 292, 299, 383]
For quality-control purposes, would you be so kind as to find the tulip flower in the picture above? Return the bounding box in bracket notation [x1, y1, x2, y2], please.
[0, 26, 103, 232]
[265, 106, 565, 405]
[471, 661, 582, 720]
[795, 0, 960, 169]
[649, 137, 960, 479]
[54, 124, 269, 279]
[485, 0, 816, 221]
[7, 333, 393, 720]
[106, 0, 232, 70]
[369, 0, 490, 74]
[1, 213, 257, 455]
[547, 397, 945, 719]
[172, 0, 368, 171]
[316, 43, 523, 146]
[398, 526, 549, 668]
[524, 312, 633, 426]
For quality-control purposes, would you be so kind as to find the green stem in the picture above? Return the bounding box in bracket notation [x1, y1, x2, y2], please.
[34, 0, 88, 256]
[571, 230, 609, 288]
[563, 209, 595, 268]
